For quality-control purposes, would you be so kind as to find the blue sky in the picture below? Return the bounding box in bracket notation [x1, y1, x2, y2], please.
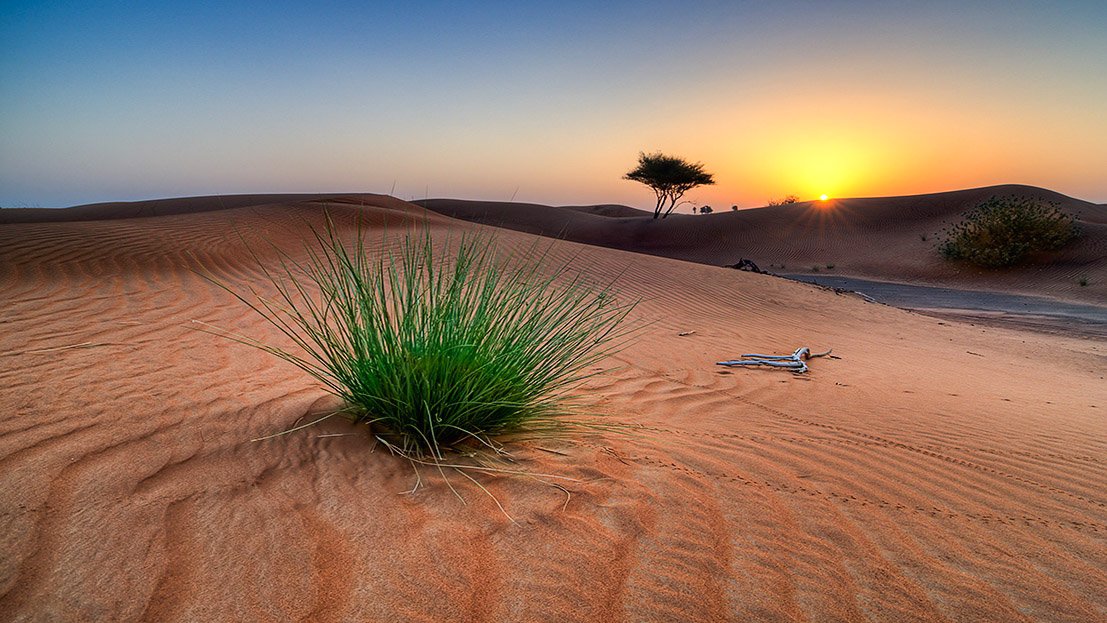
[3, 1, 1106, 208]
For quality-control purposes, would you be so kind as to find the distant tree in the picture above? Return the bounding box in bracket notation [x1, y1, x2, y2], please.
[767, 194, 799, 206]
[700, 205, 713, 214]
[624, 152, 715, 219]
[691, 206, 698, 214]
[731, 205, 738, 211]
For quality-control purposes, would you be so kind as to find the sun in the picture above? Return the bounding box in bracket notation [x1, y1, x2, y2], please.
[819, 194, 829, 201]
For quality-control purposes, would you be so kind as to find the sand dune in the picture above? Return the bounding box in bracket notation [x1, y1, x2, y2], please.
[1, 195, 1105, 622]
[0, 193, 392, 223]
[417, 185, 1107, 304]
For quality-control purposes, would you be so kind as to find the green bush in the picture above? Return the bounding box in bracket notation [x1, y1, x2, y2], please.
[939, 196, 1078, 267]
[208, 218, 635, 458]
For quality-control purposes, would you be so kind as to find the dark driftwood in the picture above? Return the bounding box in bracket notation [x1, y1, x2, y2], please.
[725, 258, 765, 273]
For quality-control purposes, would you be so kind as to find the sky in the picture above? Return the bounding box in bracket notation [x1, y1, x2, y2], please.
[2, 0, 1106, 209]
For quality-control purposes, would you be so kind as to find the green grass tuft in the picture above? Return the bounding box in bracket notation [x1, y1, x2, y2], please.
[206, 217, 636, 458]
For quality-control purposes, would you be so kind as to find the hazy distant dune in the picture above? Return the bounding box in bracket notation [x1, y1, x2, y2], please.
[4, 185, 1102, 305]
[562, 203, 652, 218]
[0, 193, 410, 223]
[419, 185, 1107, 304]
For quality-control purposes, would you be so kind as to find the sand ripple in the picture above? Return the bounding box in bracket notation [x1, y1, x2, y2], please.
[1, 195, 1104, 622]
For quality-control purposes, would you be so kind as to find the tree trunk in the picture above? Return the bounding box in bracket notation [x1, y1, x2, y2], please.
[662, 191, 685, 218]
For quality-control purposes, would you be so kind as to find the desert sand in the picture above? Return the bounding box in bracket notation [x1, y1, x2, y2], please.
[417, 184, 1107, 305]
[1, 194, 1105, 622]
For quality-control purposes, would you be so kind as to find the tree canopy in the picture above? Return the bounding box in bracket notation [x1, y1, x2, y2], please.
[623, 152, 715, 219]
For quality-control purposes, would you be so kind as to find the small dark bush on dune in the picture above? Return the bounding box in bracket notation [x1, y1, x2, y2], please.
[204, 218, 635, 458]
[767, 195, 799, 206]
[939, 196, 1079, 268]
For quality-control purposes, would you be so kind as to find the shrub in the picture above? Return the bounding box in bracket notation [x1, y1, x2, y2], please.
[206, 218, 635, 458]
[768, 195, 799, 206]
[939, 196, 1078, 268]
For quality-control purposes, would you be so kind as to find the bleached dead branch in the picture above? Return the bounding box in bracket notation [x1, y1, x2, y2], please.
[717, 347, 832, 374]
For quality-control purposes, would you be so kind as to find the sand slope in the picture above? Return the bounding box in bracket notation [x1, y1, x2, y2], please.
[1, 195, 1105, 622]
[417, 185, 1107, 304]
[0, 193, 384, 223]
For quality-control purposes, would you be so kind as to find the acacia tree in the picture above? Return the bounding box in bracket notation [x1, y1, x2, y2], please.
[623, 152, 715, 219]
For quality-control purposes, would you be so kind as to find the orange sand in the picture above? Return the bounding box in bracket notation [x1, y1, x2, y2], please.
[418, 184, 1107, 305]
[1, 194, 1104, 622]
